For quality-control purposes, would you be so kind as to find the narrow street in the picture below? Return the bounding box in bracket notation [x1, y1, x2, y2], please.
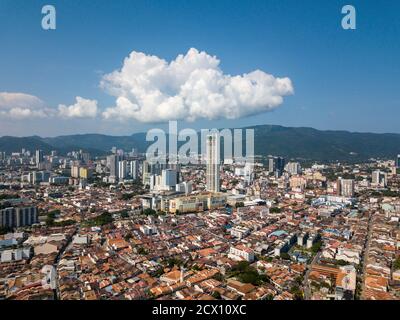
[303, 252, 321, 300]
[53, 226, 79, 300]
[359, 211, 374, 300]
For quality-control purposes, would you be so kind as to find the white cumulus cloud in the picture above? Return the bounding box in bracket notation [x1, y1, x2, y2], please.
[58, 96, 98, 119]
[0, 92, 52, 119]
[101, 48, 294, 123]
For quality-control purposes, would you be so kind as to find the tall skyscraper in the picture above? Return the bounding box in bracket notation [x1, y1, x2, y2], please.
[372, 170, 387, 187]
[81, 152, 90, 164]
[285, 162, 301, 175]
[268, 156, 275, 172]
[206, 133, 220, 192]
[35, 150, 43, 165]
[71, 165, 80, 178]
[118, 160, 127, 180]
[168, 162, 181, 184]
[130, 160, 138, 179]
[79, 167, 92, 179]
[396, 154, 400, 168]
[162, 169, 177, 189]
[107, 155, 118, 179]
[244, 163, 254, 184]
[142, 160, 151, 186]
[275, 157, 286, 177]
[337, 178, 355, 197]
[268, 156, 285, 177]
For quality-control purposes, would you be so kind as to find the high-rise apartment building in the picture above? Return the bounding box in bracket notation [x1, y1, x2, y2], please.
[130, 160, 138, 179]
[276, 157, 286, 177]
[71, 165, 80, 178]
[286, 162, 301, 175]
[118, 160, 127, 180]
[142, 160, 151, 186]
[176, 181, 193, 195]
[337, 178, 355, 197]
[81, 152, 90, 164]
[35, 150, 43, 165]
[107, 155, 118, 179]
[79, 167, 92, 179]
[0, 205, 38, 228]
[268, 156, 286, 177]
[268, 156, 275, 172]
[161, 169, 177, 189]
[372, 170, 387, 187]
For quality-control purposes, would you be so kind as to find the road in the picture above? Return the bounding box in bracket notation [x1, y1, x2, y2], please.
[303, 251, 321, 300]
[53, 227, 79, 300]
[359, 211, 373, 299]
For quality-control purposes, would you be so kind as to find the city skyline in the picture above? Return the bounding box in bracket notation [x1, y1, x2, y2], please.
[1, 0, 400, 305]
[1, 143, 400, 301]
[1, 0, 400, 137]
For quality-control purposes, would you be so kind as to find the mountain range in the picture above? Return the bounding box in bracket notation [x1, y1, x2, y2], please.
[1, 124, 399, 162]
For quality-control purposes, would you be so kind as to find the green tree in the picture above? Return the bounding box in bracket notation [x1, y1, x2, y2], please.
[165, 257, 184, 268]
[212, 273, 224, 282]
[137, 247, 148, 255]
[84, 212, 113, 227]
[280, 252, 291, 260]
[211, 291, 221, 299]
[229, 261, 269, 286]
[290, 285, 303, 300]
[235, 202, 244, 208]
[143, 208, 156, 216]
[270, 207, 282, 213]
[311, 240, 323, 254]
[124, 233, 132, 241]
[393, 257, 400, 270]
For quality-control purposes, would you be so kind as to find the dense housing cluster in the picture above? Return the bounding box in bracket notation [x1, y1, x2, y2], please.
[0, 148, 400, 300]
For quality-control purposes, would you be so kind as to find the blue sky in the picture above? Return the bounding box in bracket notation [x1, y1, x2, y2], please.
[0, 0, 399, 136]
